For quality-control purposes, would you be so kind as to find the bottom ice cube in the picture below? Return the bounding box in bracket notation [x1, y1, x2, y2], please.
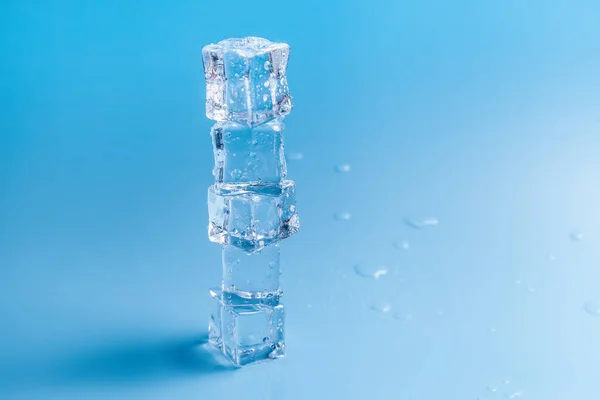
[208, 288, 285, 366]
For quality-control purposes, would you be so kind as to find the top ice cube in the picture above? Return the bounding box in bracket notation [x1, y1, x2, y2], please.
[202, 37, 292, 126]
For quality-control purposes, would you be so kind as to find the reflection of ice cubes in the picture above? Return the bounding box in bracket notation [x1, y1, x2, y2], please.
[211, 120, 286, 185]
[222, 244, 281, 297]
[202, 37, 292, 126]
[209, 288, 284, 366]
[208, 181, 299, 252]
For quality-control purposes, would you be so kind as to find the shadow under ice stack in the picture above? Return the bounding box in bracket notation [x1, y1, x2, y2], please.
[201, 37, 299, 366]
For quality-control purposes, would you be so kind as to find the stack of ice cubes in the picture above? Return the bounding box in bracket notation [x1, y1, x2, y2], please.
[202, 37, 299, 366]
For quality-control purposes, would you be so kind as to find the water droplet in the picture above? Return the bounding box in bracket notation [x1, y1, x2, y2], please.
[404, 217, 439, 229]
[570, 232, 584, 241]
[287, 152, 303, 160]
[335, 163, 351, 173]
[393, 312, 413, 323]
[528, 286, 535, 293]
[353, 264, 388, 279]
[249, 152, 257, 158]
[393, 241, 410, 250]
[584, 301, 600, 316]
[515, 279, 522, 285]
[547, 254, 556, 262]
[262, 94, 269, 102]
[487, 386, 498, 393]
[334, 212, 351, 221]
[327, 294, 334, 305]
[505, 391, 523, 399]
[263, 81, 270, 87]
[370, 302, 392, 313]
[230, 169, 242, 179]
[264, 60, 271, 70]
[504, 380, 511, 385]
[490, 327, 497, 334]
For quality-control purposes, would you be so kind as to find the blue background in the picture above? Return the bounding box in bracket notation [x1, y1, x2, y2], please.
[2, 1, 600, 399]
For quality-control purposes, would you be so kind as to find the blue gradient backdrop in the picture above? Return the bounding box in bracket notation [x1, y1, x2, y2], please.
[1, 1, 600, 399]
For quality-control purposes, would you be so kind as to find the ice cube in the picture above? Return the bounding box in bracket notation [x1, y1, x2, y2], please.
[207, 181, 299, 252]
[222, 244, 281, 298]
[209, 288, 285, 366]
[211, 120, 286, 185]
[202, 37, 292, 126]
[208, 288, 223, 349]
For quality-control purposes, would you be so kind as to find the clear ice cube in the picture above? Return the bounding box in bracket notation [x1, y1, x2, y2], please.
[209, 288, 285, 366]
[202, 37, 292, 126]
[211, 120, 286, 185]
[222, 244, 281, 298]
[207, 181, 299, 252]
